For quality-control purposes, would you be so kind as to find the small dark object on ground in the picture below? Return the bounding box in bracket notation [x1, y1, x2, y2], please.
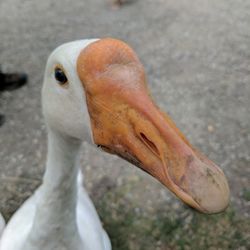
[0, 68, 28, 126]
[0, 114, 5, 126]
[112, 0, 135, 8]
[0, 70, 28, 92]
[113, 0, 123, 6]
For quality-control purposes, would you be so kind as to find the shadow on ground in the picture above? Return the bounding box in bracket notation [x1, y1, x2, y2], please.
[93, 176, 250, 250]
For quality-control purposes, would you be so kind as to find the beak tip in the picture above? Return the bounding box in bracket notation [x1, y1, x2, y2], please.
[178, 160, 231, 214]
[197, 174, 230, 214]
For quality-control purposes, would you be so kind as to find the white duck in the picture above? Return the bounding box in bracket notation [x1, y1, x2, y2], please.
[0, 38, 230, 250]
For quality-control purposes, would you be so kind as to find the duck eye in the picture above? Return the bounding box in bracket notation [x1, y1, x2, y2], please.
[54, 67, 68, 85]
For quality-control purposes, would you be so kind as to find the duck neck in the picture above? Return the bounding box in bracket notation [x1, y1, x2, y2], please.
[28, 128, 83, 247]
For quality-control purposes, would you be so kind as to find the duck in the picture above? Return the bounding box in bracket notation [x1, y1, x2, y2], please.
[0, 38, 230, 250]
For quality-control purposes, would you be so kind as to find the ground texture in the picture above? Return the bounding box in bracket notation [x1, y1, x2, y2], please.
[0, 0, 249, 249]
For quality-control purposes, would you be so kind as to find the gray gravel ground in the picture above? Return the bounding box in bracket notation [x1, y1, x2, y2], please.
[0, 0, 250, 248]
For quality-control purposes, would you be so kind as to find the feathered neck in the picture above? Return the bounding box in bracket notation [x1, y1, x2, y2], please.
[23, 129, 83, 249]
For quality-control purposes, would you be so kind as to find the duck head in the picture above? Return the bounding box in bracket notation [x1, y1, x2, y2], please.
[42, 38, 230, 214]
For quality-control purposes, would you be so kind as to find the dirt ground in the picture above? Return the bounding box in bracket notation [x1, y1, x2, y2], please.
[0, 0, 249, 249]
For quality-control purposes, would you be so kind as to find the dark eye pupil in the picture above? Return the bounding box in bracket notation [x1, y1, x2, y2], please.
[55, 68, 67, 84]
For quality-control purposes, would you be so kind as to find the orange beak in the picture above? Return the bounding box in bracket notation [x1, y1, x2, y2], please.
[77, 38, 230, 214]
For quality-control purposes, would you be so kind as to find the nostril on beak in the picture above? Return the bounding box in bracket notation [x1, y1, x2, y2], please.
[139, 132, 160, 157]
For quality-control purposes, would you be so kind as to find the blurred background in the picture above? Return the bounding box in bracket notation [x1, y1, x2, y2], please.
[0, 0, 249, 249]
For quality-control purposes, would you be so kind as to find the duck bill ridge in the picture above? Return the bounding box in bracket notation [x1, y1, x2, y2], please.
[91, 90, 230, 214]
